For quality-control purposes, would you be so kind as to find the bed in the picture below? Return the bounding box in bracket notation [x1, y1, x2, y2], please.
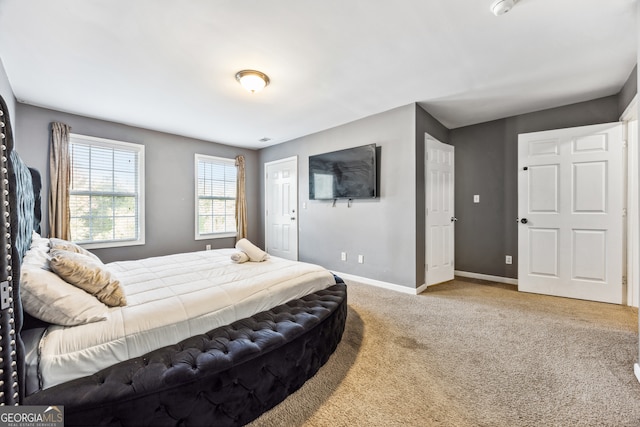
[0, 95, 347, 426]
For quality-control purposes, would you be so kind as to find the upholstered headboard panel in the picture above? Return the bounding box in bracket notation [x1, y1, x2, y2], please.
[1, 94, 43, 404]
[29, 167, 42, 236]
[10, 151, 36, 261]
[0, 95, 22, 404]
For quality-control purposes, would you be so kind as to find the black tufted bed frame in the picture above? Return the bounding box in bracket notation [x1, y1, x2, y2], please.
[0, 95, 347, 426]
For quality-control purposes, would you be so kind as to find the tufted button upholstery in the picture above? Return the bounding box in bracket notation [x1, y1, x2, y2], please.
[25, 282, 347, 427]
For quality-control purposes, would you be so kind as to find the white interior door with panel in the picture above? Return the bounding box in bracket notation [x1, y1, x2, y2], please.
[425, 135, 455, 286]
[265, 157, 298, 261]
[518, 122, 625, 304]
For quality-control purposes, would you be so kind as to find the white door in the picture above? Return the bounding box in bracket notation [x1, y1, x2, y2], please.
[425, 135, 455, 286]
[265, 157, 298, 260]
[518, 122, 625, 304]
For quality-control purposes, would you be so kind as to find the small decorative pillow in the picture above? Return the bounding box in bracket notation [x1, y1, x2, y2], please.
[20, 261, 109, 326]
[49, 250, 127, 307]
[235, 238, 269, 262]
[230, 251, 249, 263]
[49, 238, 101, 262]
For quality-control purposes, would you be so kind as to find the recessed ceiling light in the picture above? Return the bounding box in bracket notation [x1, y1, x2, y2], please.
[490, 0, 514, 16]
[235, 70, 270, 93]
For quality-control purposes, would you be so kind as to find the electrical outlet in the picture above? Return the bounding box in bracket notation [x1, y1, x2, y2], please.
[341, 252, 347, 261]
[474, 195, 480, 203]
[505, 255, 512, 265]
[358, 255, 364, 264]
[206, 244, 211, 250]
[1, 281, 10, 309]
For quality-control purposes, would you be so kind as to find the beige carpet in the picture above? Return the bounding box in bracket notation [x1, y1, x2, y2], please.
[248, 278, 640, 427]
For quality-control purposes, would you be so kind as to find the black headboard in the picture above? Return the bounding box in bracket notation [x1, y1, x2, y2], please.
[1, 95, 42, 404]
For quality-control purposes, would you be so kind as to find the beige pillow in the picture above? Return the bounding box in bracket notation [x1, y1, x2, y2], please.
[49, 238, 101, 262]
[49, 250, 127, 307]
[20, 253, 109, 326]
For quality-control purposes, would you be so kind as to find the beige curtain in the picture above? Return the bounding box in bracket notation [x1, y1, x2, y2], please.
[235, 155, 247, 241]
[49, 122, 72, 239]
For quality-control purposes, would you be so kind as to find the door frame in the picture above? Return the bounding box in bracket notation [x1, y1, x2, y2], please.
[264, 156, 299, 260]
[621, 94, 638, 307]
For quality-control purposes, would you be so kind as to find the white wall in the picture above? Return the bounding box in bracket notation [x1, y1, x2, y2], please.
[0, 57, 16, 137]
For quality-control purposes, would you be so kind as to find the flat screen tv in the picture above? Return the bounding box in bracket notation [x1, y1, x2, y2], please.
[309, 144, 377, 200]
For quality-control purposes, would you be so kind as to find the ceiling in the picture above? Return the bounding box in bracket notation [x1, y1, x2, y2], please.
[0, 0, 636, 149]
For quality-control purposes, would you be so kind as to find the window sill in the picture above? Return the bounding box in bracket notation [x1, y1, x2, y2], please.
[78, 238, 145, 250]
[195, 232, 237, 241]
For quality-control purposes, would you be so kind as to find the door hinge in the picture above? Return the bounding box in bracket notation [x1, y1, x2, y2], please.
[623, 208, 627, 217]
[623, 276, 627, 286]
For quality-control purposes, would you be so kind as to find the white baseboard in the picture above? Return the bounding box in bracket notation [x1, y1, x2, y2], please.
[332, 271, 421, 295]
[332, 271, 517, 295]
[454, 270, 518, 286]
[635, 363, 640, 384]
[416, 282, 429, 294]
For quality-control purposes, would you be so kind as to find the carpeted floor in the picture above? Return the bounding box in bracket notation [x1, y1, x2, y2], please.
[248, 278, 640, 427]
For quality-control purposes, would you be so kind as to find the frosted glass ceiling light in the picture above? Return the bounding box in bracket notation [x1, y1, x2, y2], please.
[235, 70, 270, 93]
[490, 0, 514, 16]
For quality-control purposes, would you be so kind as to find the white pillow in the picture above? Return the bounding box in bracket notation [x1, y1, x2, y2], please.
[22, 241, 50, 270]
[235, 238, 269, 262]
[230, 251, 249, 263]
[20, 262, 110, 326]
[30, 232, 50, 251]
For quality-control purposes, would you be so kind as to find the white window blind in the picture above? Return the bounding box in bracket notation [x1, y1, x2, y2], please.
[195, 154, 237, 239]
[69, 134, 145, 248]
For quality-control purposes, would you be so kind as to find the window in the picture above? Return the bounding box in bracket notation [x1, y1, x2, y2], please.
[195, 154, 237, 239]
[69, 134, 145, 248]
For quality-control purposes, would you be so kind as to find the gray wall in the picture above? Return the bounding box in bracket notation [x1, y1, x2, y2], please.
[450, 95, 621, 278]
[259, 104, 419, 288]
[0, 57, 16, 138]
[15, 104, 260, 263]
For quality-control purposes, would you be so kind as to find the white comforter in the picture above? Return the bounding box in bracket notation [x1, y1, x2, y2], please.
[35, 249, 335, 390]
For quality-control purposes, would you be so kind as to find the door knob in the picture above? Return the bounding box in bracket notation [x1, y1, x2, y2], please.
[450, 217, 458, 222]
[520, 218, 528, 224]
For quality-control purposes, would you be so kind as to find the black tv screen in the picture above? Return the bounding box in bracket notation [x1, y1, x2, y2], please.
[309, 144, 377, 200]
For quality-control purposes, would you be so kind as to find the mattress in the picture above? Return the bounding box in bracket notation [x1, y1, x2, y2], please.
[31, 248, 336, 390]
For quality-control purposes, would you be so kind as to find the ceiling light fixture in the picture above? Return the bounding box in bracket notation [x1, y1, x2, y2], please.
[235, 70, 270, 93]
[490, 0, 514, 16]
